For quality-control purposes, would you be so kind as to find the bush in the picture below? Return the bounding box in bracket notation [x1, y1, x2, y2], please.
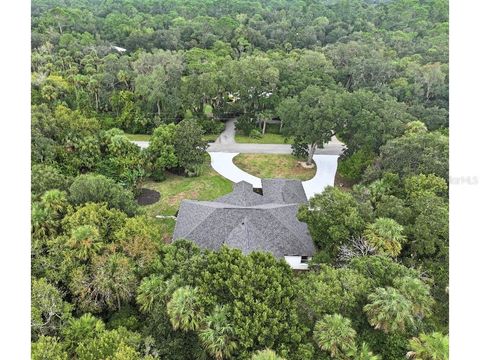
[250, 129, 262, 139]
[235, 115, 257, 136]
[32, 164, 73, 197]
[337, 149, 375, 182]
[198, 118, 224, 135]
[68, 174, 138, 216]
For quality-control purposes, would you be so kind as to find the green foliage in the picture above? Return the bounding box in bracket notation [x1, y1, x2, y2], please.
[366, 131, 449, 181]
[296, 266, 372, 325]
[364, 218, 406, 257]
[338, 149, 375, 182]
[251, 349, 286, 360]
[174, 119, 208, 176]
[298, 187, 365, 261]
[68, 174, 138, 216]
[364, 287, 416, 334]
[280, 86, 340, 163]
[167, 286, 205, 331]
[32, 278, 73, 340]
[407, 332, 448, 360]
[31, 0, 449, 357]
[313, 314, 357, 358]
[32, 336, 68, 360]
[235, 115, 257, 136]
[32, 164, 73, 198]
[291, 137, 309, 159]
[199, 305, 237, 360]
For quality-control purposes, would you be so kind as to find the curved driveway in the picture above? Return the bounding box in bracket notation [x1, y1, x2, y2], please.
[210, 152, 339, 199]
[132, 119, 345, 198]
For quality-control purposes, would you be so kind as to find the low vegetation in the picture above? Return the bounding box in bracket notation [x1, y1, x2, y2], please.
[141, 161, 233, 217]
[233, 154, 316, 181]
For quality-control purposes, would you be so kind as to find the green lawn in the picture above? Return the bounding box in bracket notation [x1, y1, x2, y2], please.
[125, 133, 152, 141]
[203, 133, 219, 143]
[234, 124, 292, 144]
[140, 162, 232, 217]
[235, 132, 292, 144]
[233, 154, 316, 181]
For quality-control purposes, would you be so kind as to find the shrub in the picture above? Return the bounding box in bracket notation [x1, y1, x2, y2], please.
[235, 115, 257, 136]
[250, 129, 262, 139]
[68, 174, 138, 216]
[337, 149, 375, 182]
[198, 118, 224, 134]
[32, 164, 73, 197]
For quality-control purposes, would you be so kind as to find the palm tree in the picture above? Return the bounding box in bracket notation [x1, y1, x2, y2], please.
[363, 287, 415, 333]
[251, 349, 286, 360]
[167, 286, 204, 331]
[199, 305, 237, 360]
[67, 225, 103, 261]
[348, 342, 382, 360]
[313, 314, 357, 358]
[406, 332, 448, 360]
[364, 218, 406, 257]
[394, 276, 434, 319]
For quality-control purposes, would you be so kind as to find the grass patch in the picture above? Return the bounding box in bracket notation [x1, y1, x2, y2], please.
[233, 154, 316, 181]
[235, 132, 293, 144]
[154, 218, 177, 243]
[140, 161, 233, 217]
[202, 133, 218, 143]
[125, 133, 152, 141]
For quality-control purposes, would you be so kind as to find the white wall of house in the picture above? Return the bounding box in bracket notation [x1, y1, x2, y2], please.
[284, 256, 309, 270]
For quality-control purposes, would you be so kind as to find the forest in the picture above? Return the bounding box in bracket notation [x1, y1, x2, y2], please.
[31, 0, 449, 359]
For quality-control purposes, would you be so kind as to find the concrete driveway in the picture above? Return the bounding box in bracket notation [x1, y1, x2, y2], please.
[209, 152, 339, 199]
[132, 118, 344, 198]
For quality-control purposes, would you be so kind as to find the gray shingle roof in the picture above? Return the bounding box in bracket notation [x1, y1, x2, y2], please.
[261, 179, 308, 204]
[173, 179, 315, 258]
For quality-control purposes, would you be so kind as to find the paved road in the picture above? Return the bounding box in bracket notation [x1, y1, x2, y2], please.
[132, 118, 344, 198]
[210, 152, 339, 199]
[132, 118, 346, 155]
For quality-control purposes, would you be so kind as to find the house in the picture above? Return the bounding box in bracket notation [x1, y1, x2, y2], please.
[172, 179, 315, 270]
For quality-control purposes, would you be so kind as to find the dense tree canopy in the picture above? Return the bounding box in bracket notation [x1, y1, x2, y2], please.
[31, 1, 448, 359]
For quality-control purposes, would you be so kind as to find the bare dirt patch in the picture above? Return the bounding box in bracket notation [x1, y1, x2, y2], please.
[136, 188, 161, 205]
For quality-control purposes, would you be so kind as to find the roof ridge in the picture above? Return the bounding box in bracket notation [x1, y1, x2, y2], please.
[266, 205, 306, 244]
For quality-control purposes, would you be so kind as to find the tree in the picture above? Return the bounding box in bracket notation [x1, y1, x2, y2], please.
[199, 305, 237, 360]
[174, 119, 208, 177]
[145, 123, 178, 181]
[298, 187, 365, 261]
[251, 349, 286, 360]
[32, 336, 68, 360]
[363, 287, 415, 333]
[364, 218, 406, 257]
[279, 86, 339, 165]
[296, 266, 371, 325]
[313, 314, 357, 358]
[366, 131, 448, 181]
[68, 173, 138, 216]
[335, 90, 413, 154]
[69, 253, 137, 313]
[394, 277, 434, 319]
[349, 342, 382, 360]
[167, 286, 205, 331]
[133, 50, 184, 119]
[31, 278, 73, 340]
[407, 332, 448, 360]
